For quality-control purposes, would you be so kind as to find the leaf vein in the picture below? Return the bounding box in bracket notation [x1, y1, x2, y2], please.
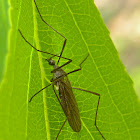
[63, 0, 131, 139]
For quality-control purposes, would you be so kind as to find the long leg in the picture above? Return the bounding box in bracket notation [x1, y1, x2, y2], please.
[52, 85, 63, 109]
[66, 54, 89, 75]
[34, 0, 67, 65]
[56, 119, 67, 140]
[51, 53, 89, 73]
[18, 29, 70, 61]
[51, 54, 89, 83]
[52, 86, 68, 139]
[29, 83, 52, 102]
[72, 87, 106, 140]
[34, 0, 66, 39]
[29, 75, 65, 102]
[29, 70, 75, 102]
[19, 28, 89, 74]
[18, 29, 72, 72]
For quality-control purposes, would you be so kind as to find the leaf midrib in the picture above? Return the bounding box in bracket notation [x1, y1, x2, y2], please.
[32, 0, 51, 139]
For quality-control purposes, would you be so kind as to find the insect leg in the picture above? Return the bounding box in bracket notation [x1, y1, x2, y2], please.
[29, 74, 67, 102]
[57, 39, 67, 65]
[72, 87, 106, 140]
[52, 86, 68, 140]
[52, 54, 89, 78]
[33, 0, 67, 65]
[56, 119, 67, 140]
[18, 29, 72, 71]
[66, 54, 89, 75]
[34, 0, 66, 39]
[29, 83, 52, 102]
[52, 85, 63, 108]
[18, 29, 65, 58]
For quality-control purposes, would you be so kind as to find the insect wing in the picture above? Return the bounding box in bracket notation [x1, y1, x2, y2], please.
[59, 76, 81, 132]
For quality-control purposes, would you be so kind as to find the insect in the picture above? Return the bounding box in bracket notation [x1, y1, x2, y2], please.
[18, 0, 106, 139]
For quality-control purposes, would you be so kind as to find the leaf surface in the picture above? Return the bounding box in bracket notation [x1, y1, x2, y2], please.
[0, 0, 140, 140]
[0, 0, 9, 83]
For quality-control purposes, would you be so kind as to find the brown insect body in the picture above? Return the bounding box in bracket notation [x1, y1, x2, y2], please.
[51, 62, 81, 132]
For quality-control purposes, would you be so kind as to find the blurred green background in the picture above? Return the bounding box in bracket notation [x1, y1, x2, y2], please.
[0, 0, 139, 98]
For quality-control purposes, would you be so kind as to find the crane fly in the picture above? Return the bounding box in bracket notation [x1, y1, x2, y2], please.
[18, 0, 106, 139]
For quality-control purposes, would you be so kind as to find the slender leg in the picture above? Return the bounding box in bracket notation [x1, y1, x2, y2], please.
[18, 29, 72, 72]
[29, 83, 68, 139]
[52, 85, 63, 109]
[72, 87, 106, 140]
[19, 27, 89, 74]
[66, 54, 89, 75]
[34, 0, 66, 39]
[29, 72, 72, 102]
[29, 83, 52, 102]
[18, 29, 69, 60]
[56, 119, 67, 140]
[57, 39, 67, 65]
[34, 0, 67, 65]
[52, 86, 68, 140]
[51, 54, 89, 81]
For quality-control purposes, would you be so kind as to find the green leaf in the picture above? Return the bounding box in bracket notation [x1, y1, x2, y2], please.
[130, 67, 140, 100]
[0, 0, 140, 140]
[0, 0, 9, 83]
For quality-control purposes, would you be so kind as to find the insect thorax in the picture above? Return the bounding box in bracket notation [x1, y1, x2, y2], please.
[52, 65, 66, 81]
